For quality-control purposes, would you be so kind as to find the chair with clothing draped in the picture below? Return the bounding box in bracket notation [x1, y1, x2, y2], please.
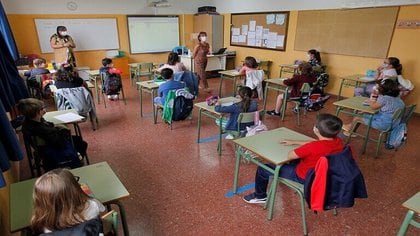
[245, 70, 265, 100]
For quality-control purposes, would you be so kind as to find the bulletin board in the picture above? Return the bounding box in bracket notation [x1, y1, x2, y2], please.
[294, 7, 399, 58]
[230, 12, 289, 51]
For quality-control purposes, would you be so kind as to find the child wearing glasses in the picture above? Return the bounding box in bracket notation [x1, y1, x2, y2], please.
[31, 168, 105, 234]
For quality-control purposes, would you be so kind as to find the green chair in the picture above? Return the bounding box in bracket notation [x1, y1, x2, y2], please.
[288, 83, 312, 126]
[99, 72, 127, 108]
[129, 63, 140, 86]
[258, 60, 272, 79]
[101, 210, 119, 236]
[135, 62, 154, 84]
[397, 192, 420, 236]
[346, 107, 405, 157]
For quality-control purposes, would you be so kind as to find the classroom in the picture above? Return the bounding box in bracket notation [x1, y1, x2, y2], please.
[0, 0, 419, 235]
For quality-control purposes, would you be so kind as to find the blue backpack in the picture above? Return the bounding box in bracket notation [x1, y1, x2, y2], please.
[385, 123, 407, 150]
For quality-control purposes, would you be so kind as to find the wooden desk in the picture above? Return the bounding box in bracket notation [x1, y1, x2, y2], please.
[195, 97, 240, 156]
[333, 96, 378, 154]
[337, 74, 376, 100]
[218, 70, 244, 97]
[136, 80, 162, 118]
[233, 127, 313, 220]
[87, 70, 101, 104]
[263, 78, 289, 121]
[279, 64, 298, 77]
[10, 162, 130, 235]
[398, 192, 420, 236]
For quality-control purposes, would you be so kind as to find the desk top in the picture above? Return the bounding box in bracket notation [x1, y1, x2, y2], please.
[265, 78, 287, 85]
[87, 70, 100, 76]
[233, 127, 314, 165]
[194, 97, 240, 115]
[333, 96, 379, 114]
[219, 70, 242, 77]
[43, 109, 84, 125]
[10, 162, 129, 232]
[340, 74, 376, 83]
[136, 80, 163, 89]
[279, 64, 298, 68]
[402, 192, 420, 213]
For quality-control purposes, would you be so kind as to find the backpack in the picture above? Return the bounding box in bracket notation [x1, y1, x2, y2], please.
[385, 122, 407, 150]
[303, 94, 331, 112]
[314, 73, 329, 89]
[172, 95, 193, 121]
[104, 73, 122, 95]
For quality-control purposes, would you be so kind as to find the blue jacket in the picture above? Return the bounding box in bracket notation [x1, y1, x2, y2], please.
[304, 145, 368, 211]
[214, 100, 258, 131]
[174, 71, 199, 97]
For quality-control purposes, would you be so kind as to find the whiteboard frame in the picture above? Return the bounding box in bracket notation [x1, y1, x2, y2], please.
[34, 18, 120, 53]
[127, 15, 180, 54]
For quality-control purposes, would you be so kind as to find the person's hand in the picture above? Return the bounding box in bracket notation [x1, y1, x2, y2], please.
[63, 43, 70, 47]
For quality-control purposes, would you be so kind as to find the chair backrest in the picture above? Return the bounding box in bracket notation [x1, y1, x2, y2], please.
[300, 83, 312, 95]
[237, 110, 264, 133]
[138, 62, 154, 73]
[401, 104, 417, 124]
[100, 72, 106, 84]
[55, 87, 96, 117]
[101, 210, 118, 236]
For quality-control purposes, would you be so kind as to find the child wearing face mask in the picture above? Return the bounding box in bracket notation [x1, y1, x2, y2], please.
[354, 57, 402, 97]
[243, 113, 344, 204]
[193, 31, 211, 91]
[50, 25, 77, 67]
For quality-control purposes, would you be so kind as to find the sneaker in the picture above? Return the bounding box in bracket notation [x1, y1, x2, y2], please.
[243, 193, 267, 204]
[225, 134, 234, 140]
[292, 107, 299, 113]
[267, 110, 281, 116]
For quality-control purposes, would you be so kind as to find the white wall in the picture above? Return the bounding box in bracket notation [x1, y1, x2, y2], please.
[2, 0, 420, 14]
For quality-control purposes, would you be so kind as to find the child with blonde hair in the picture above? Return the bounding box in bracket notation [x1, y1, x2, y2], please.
[31, 168, 105, 234]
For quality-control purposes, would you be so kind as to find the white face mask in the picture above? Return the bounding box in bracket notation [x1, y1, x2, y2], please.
[60, 31, 68, 36]
[200, 36, 207, 42]
[381, 63, 389, 68]
[307, 54, 312, 60]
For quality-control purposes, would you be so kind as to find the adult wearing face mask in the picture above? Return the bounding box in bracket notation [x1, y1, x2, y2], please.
[193, 31, 211, 91]
[50, 26, 77, 67]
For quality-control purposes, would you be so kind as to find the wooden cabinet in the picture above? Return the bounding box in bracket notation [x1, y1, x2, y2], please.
[193, 14, 223, 52]
[112, 57, 129, 76]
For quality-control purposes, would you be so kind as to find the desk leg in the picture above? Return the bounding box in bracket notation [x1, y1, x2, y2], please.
[362, 114, 374, 154]
[281, 88, 288, 121]
[217, 115, 223, 156]
[219, 75, 224, 97]
[233, 77, 237, 97]
[95, 76, 101, 104]
[335, 107, 342, 116]
[267, 165, 281, 220]
[263, 85, 269, 111]
[139, 86, 143, 117]
[108, 200, 130, 236]
[337, 79, 345, 101]
[152, 89, 156, 123]
[197, 109, 202, 143]
[397, 210, 415, 236]
[233, 144, 242, 193]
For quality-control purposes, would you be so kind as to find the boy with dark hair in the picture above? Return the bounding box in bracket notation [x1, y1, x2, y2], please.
[17, 98, 87, 171]
[243, 113, 344, 204]
[153, 68, 185, 105]
[24, 58, 51, 97]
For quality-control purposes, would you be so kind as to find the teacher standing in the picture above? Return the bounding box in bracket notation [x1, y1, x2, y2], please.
[193, 31, 211, 91]
[50, 26, 76, 67]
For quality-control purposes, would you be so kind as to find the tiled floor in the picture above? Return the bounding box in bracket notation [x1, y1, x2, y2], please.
[20, 76, 419, 235]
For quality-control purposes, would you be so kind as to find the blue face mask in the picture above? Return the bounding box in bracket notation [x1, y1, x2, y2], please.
[382, 63, 389, 68]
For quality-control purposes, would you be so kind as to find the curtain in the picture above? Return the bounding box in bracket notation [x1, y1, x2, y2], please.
[0, 2, 18, 60]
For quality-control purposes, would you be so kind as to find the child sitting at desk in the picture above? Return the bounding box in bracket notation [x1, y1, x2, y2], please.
[24, 58, 52, 97]
[214, 86, 258, 139]
[238, 56, 258, 76]
[354, 57, 402, 97]
[100, 57, 123, 100]
[153, 68, 185, 105]
[267, 62, 317, 116]
[343, 79, 405, 136]
[157, 52, 187, 74]
[17, 98, 87, 171]
[243, 113, 344, 204]
[31, 168, 105, 234]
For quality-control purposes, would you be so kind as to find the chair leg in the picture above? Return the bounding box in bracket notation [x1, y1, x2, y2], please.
[375, 131, 385, 157]
[296, 190, 308, 236]
[397, 210, 415, 236]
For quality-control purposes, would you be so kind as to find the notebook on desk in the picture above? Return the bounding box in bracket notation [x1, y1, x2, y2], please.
[213, 47, 227, 55]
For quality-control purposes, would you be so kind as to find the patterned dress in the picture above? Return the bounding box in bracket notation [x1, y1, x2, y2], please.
[50, 33, 76, 67]
[194, 42, 210, 88]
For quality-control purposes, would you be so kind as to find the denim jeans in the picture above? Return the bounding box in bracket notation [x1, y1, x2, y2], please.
[254, 160, 304, 199]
